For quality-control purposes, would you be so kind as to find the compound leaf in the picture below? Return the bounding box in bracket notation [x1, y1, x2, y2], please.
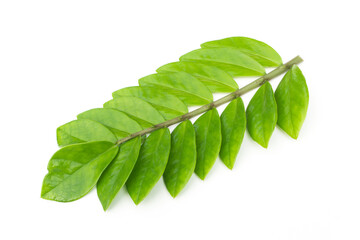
[179, 47, 265, 77]
[275, 65, 309, 139]
[77, 108, 142, 139]
[103, 96, 165, 128]
[97, 136, 141, 211]
[41, 141, 118, 202]
[163, 120, 196, 197]
[139, 72, 213, 106]
[201, 37, 282, 67]
[219, 98, 246, 169]
[193, 109, 222, 179]
[126, 128, 171, 205]
[246, 82, 277, 148]
[57, 119, 117, 147]
[112, 86, 188, 120]
[156, 61, 238, 92]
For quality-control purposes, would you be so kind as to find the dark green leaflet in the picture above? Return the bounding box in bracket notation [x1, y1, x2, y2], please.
[193, 109, 222, 179]
[97, 137, 141, 210]
[275, 65, 309, 139]
[139, 72, 213, 106]
[57, 119, 117, 147]
[246, 82, 277, 148]
[201, 37, 282, 67]
[112, 86, 188, 120]
[77, 108, 142, 139]
[219, 98, 246, 169]
[163, 120, 196, 197]
[126, 128, 171, 205]
[156, 61, 238, 92]
[179, 47, 265, 77]
[103, 96, 165, 128]
[41, 141, 118, 202]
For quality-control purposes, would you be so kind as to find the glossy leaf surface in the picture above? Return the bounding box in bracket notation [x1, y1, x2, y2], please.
[57, 119, 117, 147]
[219, 98, 246, 169]
[41, 141, 118, 202]
[201, 37, 282, 67]
[112, 86, 188, 120]
[77, 108, 142, 139]
[139, 72, 213, 106]
[275, 65, 309, 139]
[246, 82, 277, 148]
[163, 120, 196, 197]
[97, 137, 141, 210]
[193, 109, 222, 179]
[179, 47, 265, 77]
[126, 128, 171, 205]
[156, 61, 238, 92]
[104, 96, 165, 128]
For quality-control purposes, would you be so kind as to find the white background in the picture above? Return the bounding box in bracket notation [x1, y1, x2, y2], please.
[1, 0, 359, 239]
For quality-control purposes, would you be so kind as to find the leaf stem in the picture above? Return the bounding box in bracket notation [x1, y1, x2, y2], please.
[116, 55, 303, 145]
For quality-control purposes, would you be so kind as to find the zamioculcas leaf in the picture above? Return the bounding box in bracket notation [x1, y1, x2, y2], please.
[275, 65, 309, 139]
[219, 98, 246, 169]
[103, 96, 165, 128]
[139, 72, 213, 106]
[112, 86, 188, 120]
[77, 108, 142, 139]
[163, 120, 196, 197]
[156, 61, 238, 92]
[41, 141, 118, 202]
[246, 82, 277, 148]
[126, 128, 171, 205]
[201, 37, 282, 67]
[179, 47, 265, 77]
[193, 109, 222, 179]
[57, 119, 117, 147]
[97, 137, 141, 210]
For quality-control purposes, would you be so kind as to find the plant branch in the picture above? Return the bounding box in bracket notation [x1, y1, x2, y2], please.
[116, 55, 303, 145]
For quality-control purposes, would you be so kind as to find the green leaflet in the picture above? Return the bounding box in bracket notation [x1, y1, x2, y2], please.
[179, 47, 265, 77]
[138, 72, 213, 106]
[77, 108, 142, 139]
[219, 98, 246, 169]
[193, 109, 222, 179]
[156, 61, 238, 92]
[201, 37, 282, 67]
[275, 65, 309, 139]
[41, 141, 118, 202]
[126, 128, 171, 205]
[103, 96, 165, 128]
[246, 82, 277, 148]
[163, 120, 196, 197]
[57, 119, 117, 147]
[97, 137, 141, 210]
[112, 86, 188, 120]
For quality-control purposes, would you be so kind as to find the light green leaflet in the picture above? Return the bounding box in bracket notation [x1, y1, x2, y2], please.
[156, 61, 238, 92]
[179, 47, 265, 77]
[77, 108, 142, 139]
[193, 109, 222, 179]
[219, 98, 246, 169]
[57, 119, 117, 147]
[246, 82, 277, 148]
[138, 72, 213, 106]
[41, 141, 118, 202]
[104, 96, 165, 128]
[112, 86, 188, 120]
[201, 37, 282, 67]
[163, 120, 196, 197]
[97, 137, 141, 210]
[275, 65, 309, 139]
[126, 128, 171, 205]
